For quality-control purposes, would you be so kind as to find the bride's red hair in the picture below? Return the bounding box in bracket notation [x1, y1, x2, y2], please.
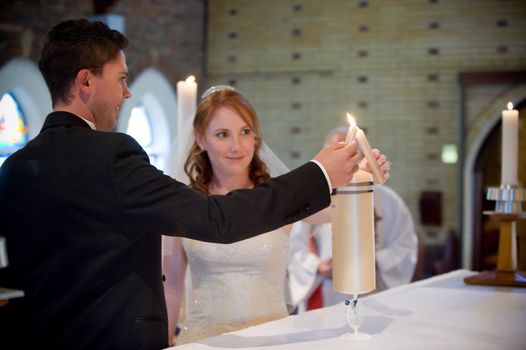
[184, 88, 271, 194]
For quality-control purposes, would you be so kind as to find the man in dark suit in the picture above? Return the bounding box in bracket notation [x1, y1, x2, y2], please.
[0, 19, 373, 349]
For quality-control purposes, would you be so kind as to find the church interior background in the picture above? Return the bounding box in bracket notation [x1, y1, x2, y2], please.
[1, 0, 525, 277]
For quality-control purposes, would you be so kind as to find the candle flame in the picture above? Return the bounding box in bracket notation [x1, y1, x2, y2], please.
[346, 113, 356, 127]
[185, 75, 195, 84]
[507, 102, 513, 110]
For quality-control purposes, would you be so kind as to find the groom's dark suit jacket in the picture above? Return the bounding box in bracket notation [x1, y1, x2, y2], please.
[0, 112, 329, 349]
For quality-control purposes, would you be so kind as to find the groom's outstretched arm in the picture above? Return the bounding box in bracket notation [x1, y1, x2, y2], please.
[114, 136, 361, 243]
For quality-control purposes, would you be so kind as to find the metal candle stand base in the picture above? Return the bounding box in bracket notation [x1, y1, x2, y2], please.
[486, 185, 526, 215]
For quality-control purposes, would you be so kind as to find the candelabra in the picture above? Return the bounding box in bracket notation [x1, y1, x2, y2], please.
[464, 185, 526, 287]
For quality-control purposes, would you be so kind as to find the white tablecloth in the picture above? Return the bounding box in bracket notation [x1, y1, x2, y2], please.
[168, 270, 526, 349]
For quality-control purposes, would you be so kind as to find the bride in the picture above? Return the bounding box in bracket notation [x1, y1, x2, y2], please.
[162, 86, 389, 345]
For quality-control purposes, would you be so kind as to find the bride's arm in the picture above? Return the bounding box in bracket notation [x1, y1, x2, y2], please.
[301, 206, 331, 224]
[163, 237, 187, 346]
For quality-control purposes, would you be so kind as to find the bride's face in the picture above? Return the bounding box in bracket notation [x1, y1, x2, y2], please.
[197, 105, 256, 179]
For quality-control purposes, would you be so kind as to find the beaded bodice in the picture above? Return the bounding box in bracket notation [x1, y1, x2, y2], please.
[177, 229, 289, 344]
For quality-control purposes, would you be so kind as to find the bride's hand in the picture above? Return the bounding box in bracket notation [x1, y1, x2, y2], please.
[359, 148, 390, 181]
[317, 258, 333, 279]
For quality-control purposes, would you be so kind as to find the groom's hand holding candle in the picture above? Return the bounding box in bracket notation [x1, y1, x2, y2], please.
[313, 141, 363, 189]
[345, 114, 390, 183]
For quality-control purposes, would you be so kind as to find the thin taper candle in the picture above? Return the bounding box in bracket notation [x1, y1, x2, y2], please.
[345, 113, 357, 144]
[356, 129, 386, 184]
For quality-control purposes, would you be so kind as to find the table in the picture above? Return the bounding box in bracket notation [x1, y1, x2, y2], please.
[168, 270, 526, 350]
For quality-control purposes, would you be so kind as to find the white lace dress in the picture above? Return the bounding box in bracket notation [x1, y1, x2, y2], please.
[177, 228, 290, 344]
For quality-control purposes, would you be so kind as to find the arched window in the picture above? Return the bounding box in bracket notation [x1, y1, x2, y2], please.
[126, 102, 160, 168]
[0, 92, 28, 166]
[117, 68, 176, 173]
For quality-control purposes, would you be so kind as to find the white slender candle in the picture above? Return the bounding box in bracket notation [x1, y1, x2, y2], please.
[501, 102, 519, 186]
[355, 129, 386, 184]
[176, 76, 197, 158]
[163, 76, 197, 259]
[345, 113, 357, 144]
[177, 75, 197, 131]
[169, 75, 197, 183]
[332, 170, 376, 295]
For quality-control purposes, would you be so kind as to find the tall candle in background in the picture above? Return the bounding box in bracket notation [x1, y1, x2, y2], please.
[176, 76, 197, 159]
[167, 75, 197, 184]
[163, 76, 197, 257]
[501, 102, 519, 186]
[177, 75, 197, 131]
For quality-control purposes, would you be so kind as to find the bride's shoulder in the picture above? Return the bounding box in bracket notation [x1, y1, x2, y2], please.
[278, 224, 293, 236]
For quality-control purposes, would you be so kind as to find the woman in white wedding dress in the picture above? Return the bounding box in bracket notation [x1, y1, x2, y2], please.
[162, 86, 389, 345]
[163, 86, 312, 345]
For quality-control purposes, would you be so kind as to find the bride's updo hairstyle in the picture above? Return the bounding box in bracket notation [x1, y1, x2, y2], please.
[184, 86, 271, 194]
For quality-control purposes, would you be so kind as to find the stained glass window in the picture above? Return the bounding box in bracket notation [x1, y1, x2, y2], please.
[0, 92, 28, 166]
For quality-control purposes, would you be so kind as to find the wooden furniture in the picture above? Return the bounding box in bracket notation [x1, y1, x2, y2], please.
[465, 212, 526, 287]
[465, 186, 526, 287]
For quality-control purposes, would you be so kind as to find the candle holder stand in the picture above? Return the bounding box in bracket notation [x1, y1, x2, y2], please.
[464, 185, 526, 287]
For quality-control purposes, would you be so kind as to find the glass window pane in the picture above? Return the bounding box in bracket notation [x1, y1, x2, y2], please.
[126, 103, 153, 147]
[125, 102, 161, 169]
[0, 92, 28, 158]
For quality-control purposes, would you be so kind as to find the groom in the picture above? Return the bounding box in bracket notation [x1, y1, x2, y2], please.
[0, 19, 364, 349]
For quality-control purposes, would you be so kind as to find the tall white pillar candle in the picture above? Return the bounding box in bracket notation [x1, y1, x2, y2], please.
[175, 75, 197, 168]
[332, 170, 376, 295]
[177, 75, 197, 134]
[163, 76, 197, 258]
[501, 102, 519, 186]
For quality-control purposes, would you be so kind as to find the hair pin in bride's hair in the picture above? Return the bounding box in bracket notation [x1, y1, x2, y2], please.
[201, 85, 236, 99]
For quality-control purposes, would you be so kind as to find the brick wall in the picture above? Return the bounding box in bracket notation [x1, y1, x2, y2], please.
[2, 0, 526, 249]
[0, 0, 205, 91]
[206, 0, 526, 245]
